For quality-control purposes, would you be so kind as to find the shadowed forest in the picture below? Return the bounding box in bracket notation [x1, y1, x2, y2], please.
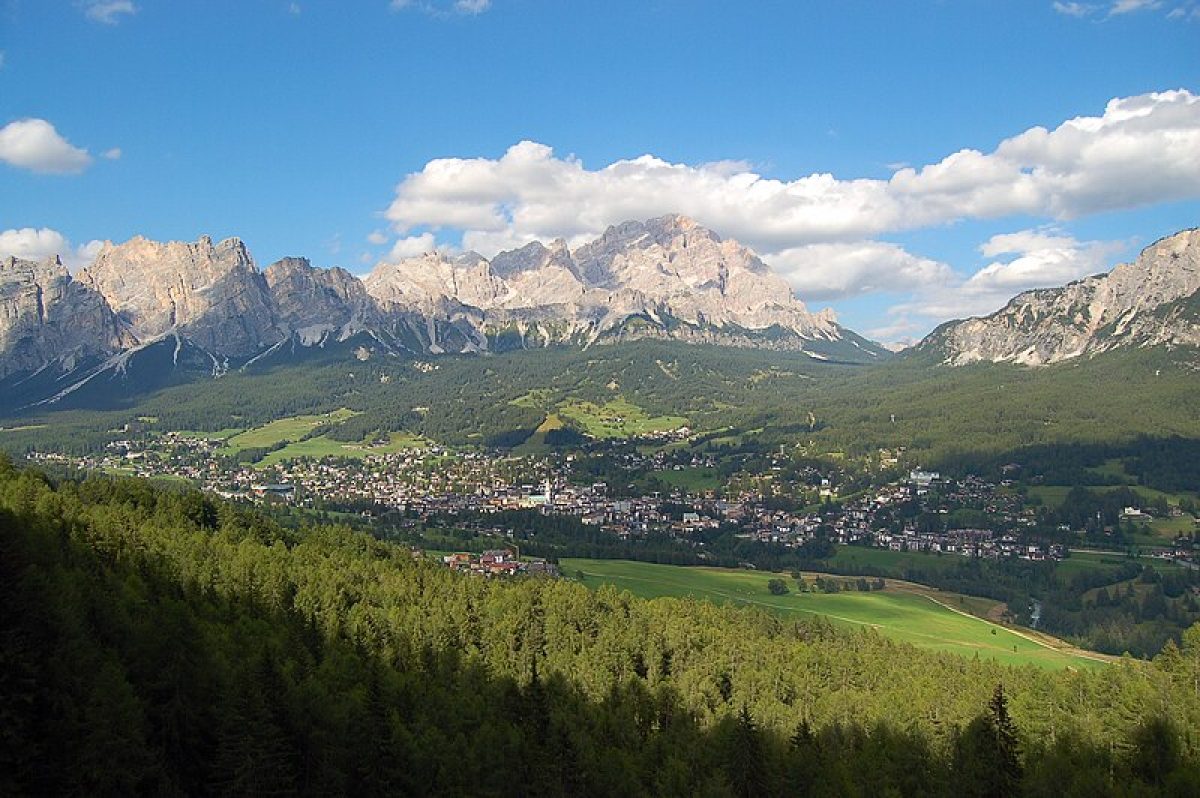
[2, 458, 1199, 796]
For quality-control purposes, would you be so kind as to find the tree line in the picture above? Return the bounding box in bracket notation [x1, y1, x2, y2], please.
[2, 459, 1200, 794]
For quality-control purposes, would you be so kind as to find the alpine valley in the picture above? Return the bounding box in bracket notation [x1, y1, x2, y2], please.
[5, 218, 1200, 794]
[2, 218, 1198, 453]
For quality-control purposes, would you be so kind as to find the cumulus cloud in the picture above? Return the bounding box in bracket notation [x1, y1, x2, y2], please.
[0, 228, 71, 261]
[0, 227, 104, 270]
[768, 241, 956, 302]
[879, 229, 1126, 343]
[964, 230, 1121, 296]
[102, 147, 122, 160]
[374, 90, 1195, 343]
[382, 90, 1200, 266]
[83, 1, 137, 24]
[0, 119, 94, 174]
[389, 232, 438, 260]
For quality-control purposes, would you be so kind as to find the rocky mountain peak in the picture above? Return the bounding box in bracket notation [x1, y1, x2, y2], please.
[0, 217, 888, 391]
[0, 254, 128, 378]
[923, 227, 1200, 366]
[77, 235, 277, 356]
[265, 257, 376, 344]
[363, 251, 508, 313]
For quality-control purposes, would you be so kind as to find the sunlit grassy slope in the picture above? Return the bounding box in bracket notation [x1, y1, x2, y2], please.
[562, 558, 1107, 669]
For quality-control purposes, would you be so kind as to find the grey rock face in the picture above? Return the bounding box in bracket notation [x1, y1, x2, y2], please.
[0, 256, 128, 377]
[364, 214, 843, 348]
[364, 252, 509, 315]
[1, 217, 885, 381]
[78, 235, 281, 356]
[925, 228, 1200, 365]
[265, 257, 379, 345]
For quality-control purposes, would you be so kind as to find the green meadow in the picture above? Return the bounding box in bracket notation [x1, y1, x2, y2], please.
[562, 558, 1106, 669]
[654, 466, 722, 491]
[217, 409, 358, 455]
[255, 430, 430, 468]
[556, 397, 688, 439]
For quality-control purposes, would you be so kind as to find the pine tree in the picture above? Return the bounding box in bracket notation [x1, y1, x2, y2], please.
[988, 684, 1022, 795]
[725, 705, 768, 798]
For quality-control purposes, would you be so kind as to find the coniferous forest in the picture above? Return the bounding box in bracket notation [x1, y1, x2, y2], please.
[2, 457, 1199, 796]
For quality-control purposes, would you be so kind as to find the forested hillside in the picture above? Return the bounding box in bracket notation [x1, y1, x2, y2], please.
[3, 341, 1198, 472]
[2, 460, 1199, 795]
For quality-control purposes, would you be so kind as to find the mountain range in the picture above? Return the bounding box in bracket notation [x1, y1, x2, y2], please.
[923, 228, 1200, 365]
[1, 218, 1198, 410]
[0, 215, 883, 394]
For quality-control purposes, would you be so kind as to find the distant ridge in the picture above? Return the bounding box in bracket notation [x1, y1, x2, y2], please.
[0, 216, 887, 406]
[919, 228, 1200, 366]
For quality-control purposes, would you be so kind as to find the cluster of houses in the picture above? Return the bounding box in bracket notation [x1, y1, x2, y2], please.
[730, 471, 1068, 562]
[27, 432, 1197, 568]
[439, 549, 560, 578]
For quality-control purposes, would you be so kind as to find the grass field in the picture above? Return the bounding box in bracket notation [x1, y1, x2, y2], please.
[556, 397, 687, 439]
[826, 546, 966, 576]
[512, 413, 566, 454]
[216, 409, 358, 456]
[0, 424, 47, 433]
[829, 543, 1186, 580]
[1030, 483, 1197, 511]
[173, 428, 244, 441]
[1058, 549, 1186, 575]
[255, 430, 430, 468]
[562, 558, 1106, 669]
[654, 467, 721, 491]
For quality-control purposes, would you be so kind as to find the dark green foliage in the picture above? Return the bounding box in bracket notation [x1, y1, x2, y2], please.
[6, 342, 1198, 469]
[2, 461, 1200, 795]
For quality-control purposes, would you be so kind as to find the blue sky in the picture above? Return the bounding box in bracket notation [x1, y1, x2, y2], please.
[1, 0, 1198, 343]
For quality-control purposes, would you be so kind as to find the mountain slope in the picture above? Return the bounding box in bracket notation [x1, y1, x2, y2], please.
[362, 214, 866, 354]
[78, 235, 281, 357]
[0, 255, 129, 379]
[0, 217, 888, 408]
[922, 228, 1200, 365]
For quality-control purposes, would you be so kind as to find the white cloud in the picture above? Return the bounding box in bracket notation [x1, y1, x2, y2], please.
[1109, 0, 1161, 13]
[882, 229, 1126, 340]
[383, 90, 1200, 268]
[366, 230, 389, 245]
[864, 313, 930, 349]
[0, 227, 104, 270]
[102, 147, 122, 160]
[389, 233, 438, 259]
[74, 239, 106, 268]
[83, 1, 137, 25]
[375, 90, 1196, 342]
[966, 230, 1122, 295]
[288, 2, 302, 14]
[767, 241, 956, 302]
[0, 119, 93, 174]
[0, 228, 70, 261]
[1052, 1, 1097, 16]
